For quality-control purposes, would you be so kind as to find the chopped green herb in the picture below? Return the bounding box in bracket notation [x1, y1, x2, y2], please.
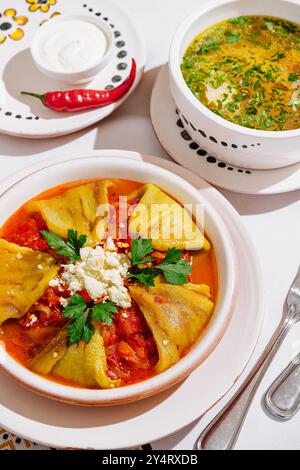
[181, 15, 300, 131]
[92, 302, 118, 326]
[288, 72, 299, 82]
[127, 240, 191, 287]
[226, 32, 241, 44]
[41, 229, 87, 262]
[270, 51, 286, 61]
[158, 258, 192, 285]
[230, 16, 248, 25]
[127, 267, 159, 287]
[62, 294, 87, 318]
[131, 238, 154, 266]
[62, 295, 117, 344]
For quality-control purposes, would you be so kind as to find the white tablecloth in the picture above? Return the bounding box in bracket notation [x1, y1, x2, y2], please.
[0, 0, 300, 451]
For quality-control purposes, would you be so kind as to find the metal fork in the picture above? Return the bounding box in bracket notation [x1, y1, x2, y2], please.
[196, 264, 300, 450]
[263, 351, 300, 421]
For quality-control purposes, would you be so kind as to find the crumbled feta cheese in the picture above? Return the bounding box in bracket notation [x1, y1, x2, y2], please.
[83, 275, 106, 299]
[52, 352, 58, 359]
[107, 286, 131, 309]
[61, 237, 131, 307]
[49, 278, 61, 287]
[162, 339, 168, 346]
[16, 253, 23, 260]
[37, 264, 43, 270]
[105, 237, 117, 251]
[27, 315, 38, 327]
[59, 297, 69, 308]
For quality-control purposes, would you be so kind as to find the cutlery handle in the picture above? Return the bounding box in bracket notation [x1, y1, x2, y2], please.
[197, 318, 293, 450]
[263, 353, 300, 420]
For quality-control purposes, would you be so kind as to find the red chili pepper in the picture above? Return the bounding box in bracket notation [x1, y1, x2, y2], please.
[21, 59, 136, 112]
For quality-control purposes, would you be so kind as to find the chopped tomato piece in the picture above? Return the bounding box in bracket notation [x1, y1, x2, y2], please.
[5, 212, 49, 252]
[76, 289, 93, 303]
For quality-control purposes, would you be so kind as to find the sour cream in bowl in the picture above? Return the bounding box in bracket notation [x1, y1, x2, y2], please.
[31, 15, 114, 85]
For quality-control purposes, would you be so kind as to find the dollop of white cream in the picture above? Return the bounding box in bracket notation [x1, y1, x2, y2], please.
[38, 20, 108, 73]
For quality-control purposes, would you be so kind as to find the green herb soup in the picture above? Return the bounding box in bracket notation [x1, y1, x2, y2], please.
[181, 16, 300, 131]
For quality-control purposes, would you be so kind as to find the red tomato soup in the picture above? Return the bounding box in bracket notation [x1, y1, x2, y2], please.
[0, 179, 218, 388]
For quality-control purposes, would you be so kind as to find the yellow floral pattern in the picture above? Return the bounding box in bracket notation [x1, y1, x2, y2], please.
[26, 0, 57, 14]
[0, 9, 28, 44]
[40, 11, 61, 26]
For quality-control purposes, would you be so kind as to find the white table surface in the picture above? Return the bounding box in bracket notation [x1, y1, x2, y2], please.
[0, 0, 300, 451]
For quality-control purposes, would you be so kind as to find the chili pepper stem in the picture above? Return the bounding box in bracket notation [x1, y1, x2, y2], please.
[21, 91, 45, 103]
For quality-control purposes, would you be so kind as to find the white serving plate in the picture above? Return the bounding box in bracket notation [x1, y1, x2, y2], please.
[0, 150, 264, 449]
[151, 66, 300, 195]
[0, 0, 146, 138]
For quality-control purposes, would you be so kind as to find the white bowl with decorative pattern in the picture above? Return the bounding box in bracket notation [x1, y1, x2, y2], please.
[31, 14, 114, 85]
[169, 0, 300, 170]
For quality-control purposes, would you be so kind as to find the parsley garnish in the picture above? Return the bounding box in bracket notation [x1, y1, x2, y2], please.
[226, 32, 241, 44]
[127, 267, 159, 287]
[131, 238, 154, 266]
[92, 302, 118, 326]
[288, 72, 299, 82]
[181, 15, 300, 131]
[62, 295, 118, 344]
[127, 240, 192, 287]
[41, 229, 87, 262]
[270, 51, 286, 62]
[230, 16, 248, 25]
[157, 248, 192, 285]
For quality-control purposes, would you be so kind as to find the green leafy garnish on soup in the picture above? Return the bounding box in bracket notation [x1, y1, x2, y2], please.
[62, 294, 118, 344]
[181, 16, 300, 131]
[127, 239, 192, 287]
[41, 229, 87, 262]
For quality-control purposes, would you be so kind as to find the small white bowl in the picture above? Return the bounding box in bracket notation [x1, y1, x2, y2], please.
[0, 153, 237, 406]
[31, 14, 114, 85]
[169, 0, 300, 170]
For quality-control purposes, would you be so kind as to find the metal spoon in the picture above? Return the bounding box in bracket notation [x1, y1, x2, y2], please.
[196, 264, 300, 450]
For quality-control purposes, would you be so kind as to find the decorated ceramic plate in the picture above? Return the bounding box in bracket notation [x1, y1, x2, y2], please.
[150, 66, 300, 195]
[0, 150, 264, 449]
[0, 0, 145, 138]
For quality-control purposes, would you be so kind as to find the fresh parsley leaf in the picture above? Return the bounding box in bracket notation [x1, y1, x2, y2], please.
[131, 238, 154, 266]
[230, 16, 247, 25]
[127, 241, 191, 286]
[83, 313, 94, 344]
[41, 229, 87, 262]
[157, 258, 192, 285]
[41, 230, 76, 259]
[67, 229, 87, 259]
[226, 32, 241, 44]
[62, 295, 117, 344]
[159, 247, 183, 265]
[127, 268, 159, 287]
[61, 294, 87, 319]
[197, 41, 220, 55]
[288, 72, 299, 82]
[270, 51, 286, 62]
[68, 310, 89, 344]
[92, 302, 118, 326]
